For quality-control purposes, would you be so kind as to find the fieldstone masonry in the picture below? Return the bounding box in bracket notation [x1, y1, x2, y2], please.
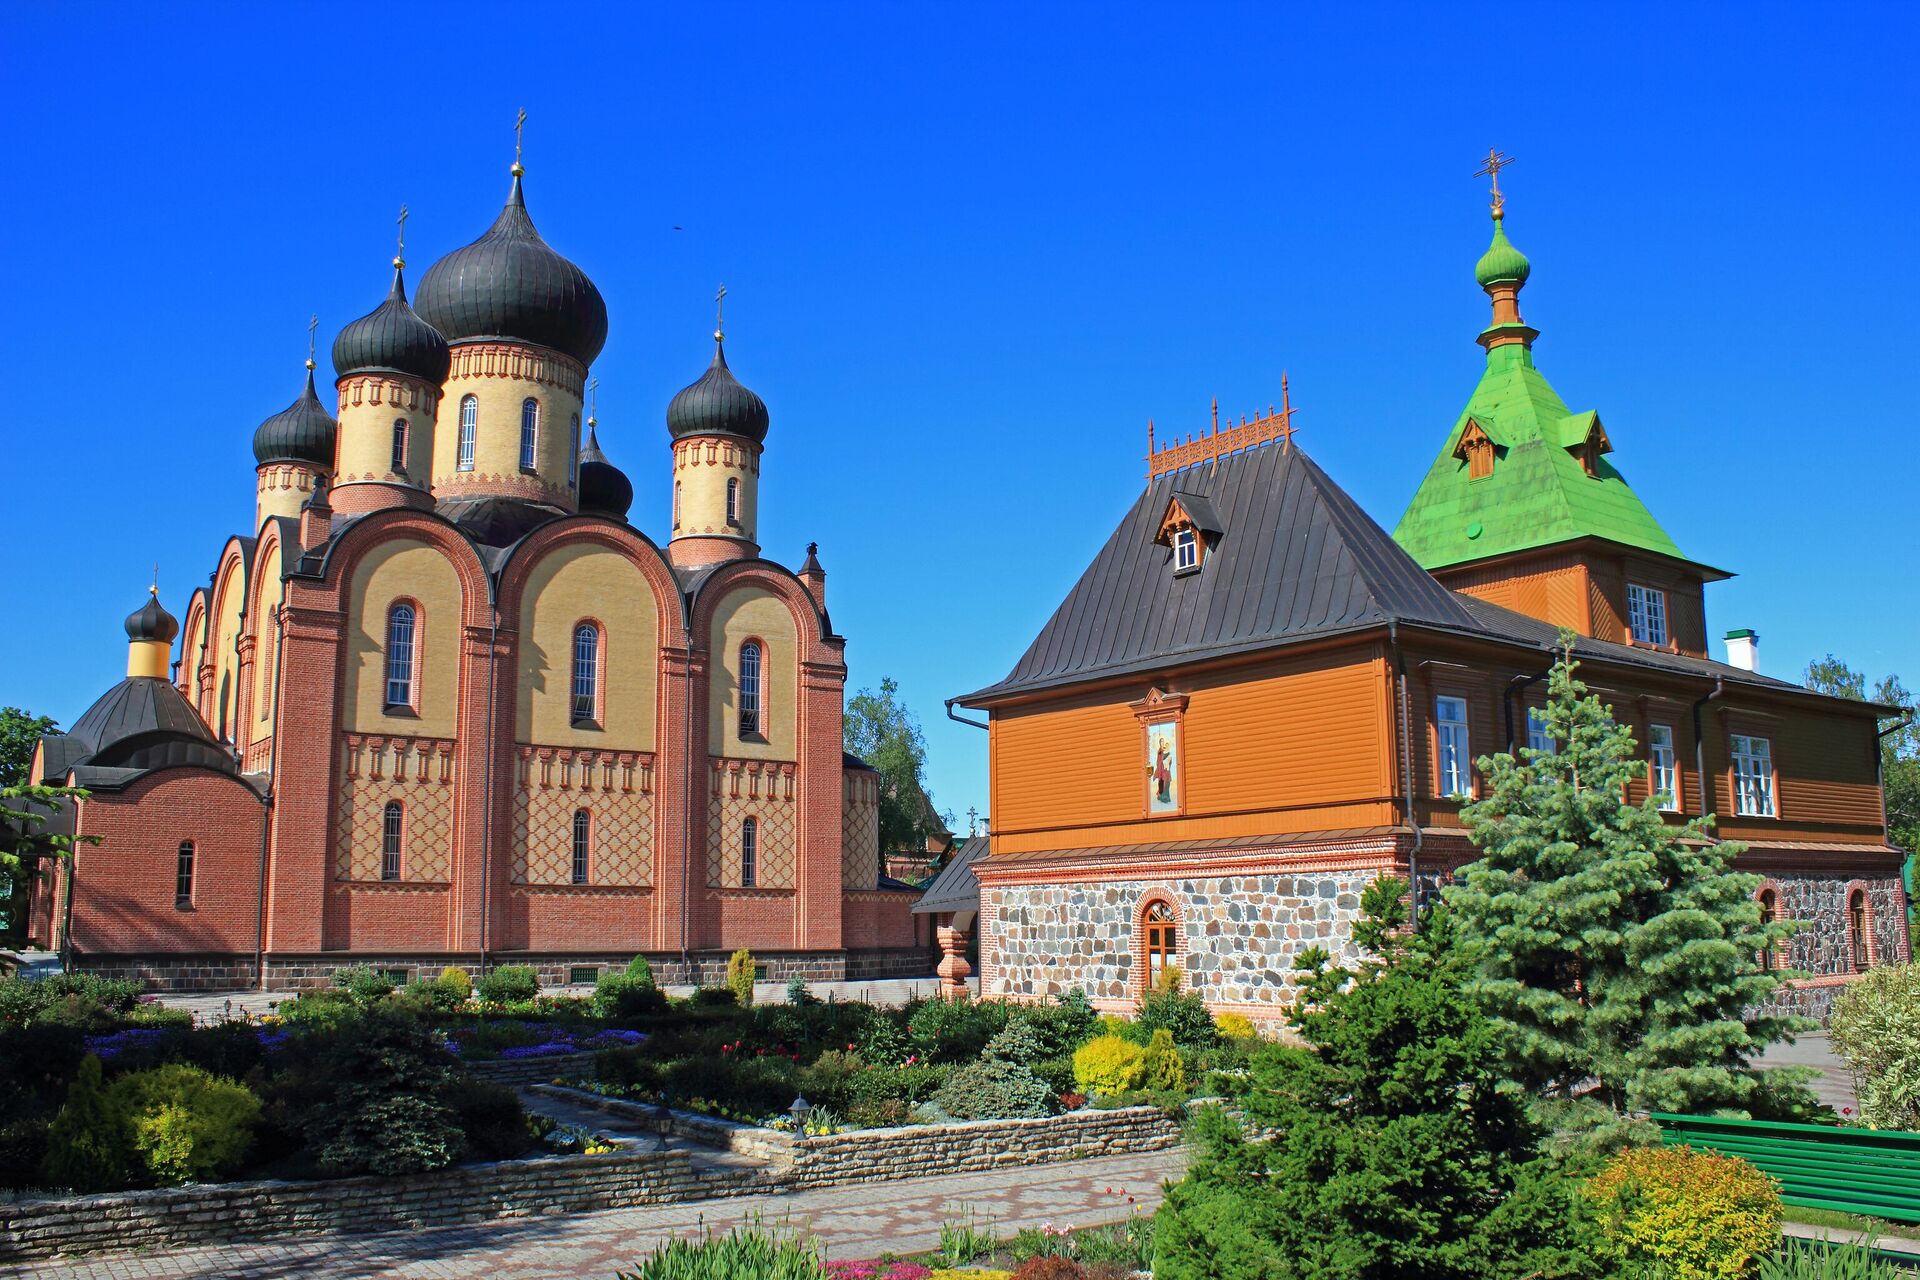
[989, 871, 1379, 1010]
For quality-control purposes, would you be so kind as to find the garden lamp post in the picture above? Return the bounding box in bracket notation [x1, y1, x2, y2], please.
[788, 1094, 813, 1130]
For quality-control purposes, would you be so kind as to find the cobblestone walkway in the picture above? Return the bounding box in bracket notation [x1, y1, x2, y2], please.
[0, 1149, 1183, 1280]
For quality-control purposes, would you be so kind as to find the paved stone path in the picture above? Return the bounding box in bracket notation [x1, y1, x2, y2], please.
[0, 1149, 1181, 1280]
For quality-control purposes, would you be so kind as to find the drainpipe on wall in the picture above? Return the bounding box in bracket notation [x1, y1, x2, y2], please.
[945, 699, 990, 732]
[1388, 623, 1423, 929]
[1504, 659, 1556, 754]
[680, 633, 698, 981]
[1692, 676, 1726, 820]
[479, 615, 499, 974]
[255, 602, 288, 991]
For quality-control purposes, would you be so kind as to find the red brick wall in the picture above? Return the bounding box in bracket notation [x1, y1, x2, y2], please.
[505, 887, 655, 952]
[841, 890, 921, 949]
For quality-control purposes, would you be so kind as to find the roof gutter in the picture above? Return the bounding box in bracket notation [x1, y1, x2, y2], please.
[945, 699, 989, 732]
[1389, 621, 1422, 931]
[1692, 676, 1726, 819]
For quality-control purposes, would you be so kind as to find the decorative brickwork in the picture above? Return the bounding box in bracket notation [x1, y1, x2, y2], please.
[707, 757, 797, 889]
[511, 747, 655, 886]
[333, 734, 456, 882]
[841, 768, 880, 889]
[447, 342, 585, 394]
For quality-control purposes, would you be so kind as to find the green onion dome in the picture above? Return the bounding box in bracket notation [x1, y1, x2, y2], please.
[666, 339, 769, 443]
[416, 173, 608, 367]
[251, 367, 338, 468]
[576, 421, 633, 519]
[332, 263, 451, 383]
[1474, 214, 1532, 288]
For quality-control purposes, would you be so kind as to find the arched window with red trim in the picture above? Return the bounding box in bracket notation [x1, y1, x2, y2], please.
[1848, 889, 1872, 972]
[1141, 899, 1180, 990]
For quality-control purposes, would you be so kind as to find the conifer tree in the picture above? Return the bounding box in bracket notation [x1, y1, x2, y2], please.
[1445, 632, 1811, 1117]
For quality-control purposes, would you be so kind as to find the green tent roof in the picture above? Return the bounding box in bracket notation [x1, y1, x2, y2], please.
[1393, 338, 1692, 570]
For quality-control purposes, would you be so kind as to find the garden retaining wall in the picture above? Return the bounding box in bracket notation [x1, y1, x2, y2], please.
[466, 1050, 601, 1086]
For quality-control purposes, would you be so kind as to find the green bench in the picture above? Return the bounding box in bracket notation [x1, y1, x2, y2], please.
[1651, 1112, 1920, 1225]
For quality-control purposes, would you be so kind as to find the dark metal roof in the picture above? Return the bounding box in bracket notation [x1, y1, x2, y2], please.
[576, 423, 633, 519]
[416, 173, 608, 367]
[913, 835, 988, 914]
[667, 340, 769, 443]
[1169, 490, 1222, 535]
[961, 441, 1481, 703]
[38, 678, 235, 783]
[332, 263, 452, 384]
[124, 590, 178, 643]
[843, 750, 878, 772]
[252, 368, 338, 468]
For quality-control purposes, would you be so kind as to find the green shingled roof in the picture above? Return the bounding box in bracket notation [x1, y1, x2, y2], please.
[1393, 334, 1689, 570]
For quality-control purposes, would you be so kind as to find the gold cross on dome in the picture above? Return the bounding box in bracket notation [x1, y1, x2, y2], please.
[588, 376, 600, 422]
[514, 108, 527, 171]
[715, 283, 727, 341]
[306, 313, 319, 369]
[396, 204, 409, 263]
[1474, 148, 1515, 215]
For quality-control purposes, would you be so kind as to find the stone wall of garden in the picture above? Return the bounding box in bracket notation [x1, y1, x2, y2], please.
[467, 1050, 600, 1086]
[987, 871, 1378, 1010]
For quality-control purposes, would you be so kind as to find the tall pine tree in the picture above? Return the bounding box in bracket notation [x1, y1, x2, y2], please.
[1445, 632, 1812, 1117]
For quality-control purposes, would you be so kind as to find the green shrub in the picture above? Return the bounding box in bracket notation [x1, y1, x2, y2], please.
[274, 1011, 469, 1176]
[691, 985, 738, 1008]
[595, 1046, 663, 1096]
[1073, 1035, 1147, 1096]
[1141, 1028, 1186, 1092]
[0, 1116, 51, 1188]
[615, 1221, 823, 1279]
[438, 966, 473, 1002]
[1015, 992, 1100, 1060]
[595, 972, 669, 1018]
[278, 987, 357, 1027]
[857, 1013, 912, 1066]
[625, 954, 656, 985]
[444, 1078, 535, 1160]
[41, 1055, 133, 1190]
[661, 1053, 800, 1118]
[1032, 1053, 1077, 1095]
[1139, 983, 1219, 1051]
[1, 972, 148, 1029]
[1585, 1145, 1781, 1280]
[786, 976, 819, 1006]
[476, 965, 540, 1005]
[848, 1060, 949, 1108]
[726, 949, 757, 1006]
[935, 1055, 1054, 1120]
[316, 1092, 465, 1175]
[800, 1049, 866, 1113]
[909, 995, 1011, 1062]
[333, 964, 398, 1006]
[1214, 1012, 1258, 1041]
[1829, 962, 1920, 1130]
[108, 1063, 260, 1185]
[981, 1019, 1045, 1067]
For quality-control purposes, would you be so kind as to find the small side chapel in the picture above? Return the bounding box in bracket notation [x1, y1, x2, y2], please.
[946, 171, 1908, 1024]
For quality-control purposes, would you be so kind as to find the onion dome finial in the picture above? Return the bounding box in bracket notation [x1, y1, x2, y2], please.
[1474, 212, 1532, 288]
[576, 388, 633, 519]
[666, 305, 770, 443]
[125, 584, 179, 645]
[253, 338, 339, 467]
[332, 231, 453, 384]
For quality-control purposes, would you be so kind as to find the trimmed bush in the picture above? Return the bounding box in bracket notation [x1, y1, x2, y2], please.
[1138, 981, 1219, 1051]
[333, 964, 398, 1006]
[596, 972, 670, 1018]
[727, 949, 758, 1005]
[1585, 1145, 1781, 1280]
[278, 987, 356, 1027]
[625, 954, 656, 985]
[801, 1049, 867, 1113]
[1073, 1034, 1147, 1096]
[41, 1055, 133, 1190]
[1141, 1028, 1186, 1092]
[691, 985, 738, 1008]
[1213, 1012, 1257, 1041]
[108, 1062, 259, 1185]
[1829, 962, 1920, 1130]
[935, 1055, 1054, 1120]
[438, 966, 473, 1002]
[476, 964, 540, 1005]
[317, 1092, 465, 1175]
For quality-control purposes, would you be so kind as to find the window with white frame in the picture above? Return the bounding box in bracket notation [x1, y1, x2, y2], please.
[1173, 527, 1199, 573]
[1526, 707, 1555, 755]
[381, 802, 403, 881]
[571, 623, 600, 723]
[572, 810, 591, 885]
[738, 641, 763, 736]
[726, 477, 740, 524]
[175, 840, 195, 907]
[1436, 696, 1471, 798]
[457, 396, 477, 471]
[741, 817, 758, 888]
[1627, 583, 1668, 647]
[384, 604, 417, 709]
[391, 418, 408, 472]
[1648, 723, 1680, 811]
[520, 398, 540, 470]
[569, 412, 580, 487]
[1731, 734, 1776, 817]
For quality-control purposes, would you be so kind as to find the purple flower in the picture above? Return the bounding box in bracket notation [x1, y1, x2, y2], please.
[80, 1028, 171, 1060]
[499, 1040, 578, 1059]
[584, 1029, 647, 1047]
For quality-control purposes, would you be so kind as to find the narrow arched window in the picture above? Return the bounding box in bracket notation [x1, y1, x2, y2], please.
[390, 418, 409, 472]
[673, 481, 682, 529]
[571, 622, 600, 724]
[175, 841, 195, 907]
[1848, 890, 1871, 972]
[1757, 888, 1778, 971]
[1142, 899, 1179, 991]
[385, 603, 417, 709]
[381, 802, 403, 881]
[217, 673, 231, 741]
[726, 477, 740, 523]
[741, 817, 758, 888]
[738, 640, 763, 737]
[572, 809, 591, 885]
[457, 396, 477, 471]
[569, 412, 581, 487]
[520, 398, 540, 471]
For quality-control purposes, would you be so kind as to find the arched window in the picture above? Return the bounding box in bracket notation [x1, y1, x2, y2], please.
[741, 817, 758, 888]
[217, 672, 231, 742]
[381, 802, 404, 881]
[738, 641, 763, 737]
[569, 412, 581, 487]
[572, 809, 591, 885]
[1848, 890, 1872, 972]
[673, 481, 681, 529]
[385, 603, 417, 709]
[1142, 899, 1179, 991]
[520, 398, 540, 471]
[1757, 888, 1779, 971]
[175, 841, 195, 907]
[390, 418, 409, 472]
[726, 477, 740, 523]
[571, 622, 601, 724]
[457, 396, 477, 471]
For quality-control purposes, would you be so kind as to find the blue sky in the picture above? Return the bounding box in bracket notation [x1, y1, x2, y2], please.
[3, 4, 1915, 826]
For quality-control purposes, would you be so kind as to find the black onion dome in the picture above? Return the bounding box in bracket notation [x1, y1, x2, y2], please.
[125, 590, 179, 644]
[332, 264, 452, 383]
[666, 341, 769, 443]
[577, 422, 633, 518]
[415, 174, 608, 366]
[252, 369, 338, 467]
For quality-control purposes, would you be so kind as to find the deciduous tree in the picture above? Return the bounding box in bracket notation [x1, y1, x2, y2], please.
[843, 677, 944, 854]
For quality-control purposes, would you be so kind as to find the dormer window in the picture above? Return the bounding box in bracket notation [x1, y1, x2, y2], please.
[1173, 527, 1199, 573]
[1454, 419, 1497, 481]
[1559, 411, 1613, 478]
[1627, 583, 1668, 647]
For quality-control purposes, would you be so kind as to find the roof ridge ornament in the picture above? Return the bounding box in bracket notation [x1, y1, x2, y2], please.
[512, 107, 527, 178]
[715, 283, 727, 345]
[305, 313, 318, 372]
[395, 203, 409, 270]
[1147, 375, 1297, 479]
[1474, 147, 1515, 219]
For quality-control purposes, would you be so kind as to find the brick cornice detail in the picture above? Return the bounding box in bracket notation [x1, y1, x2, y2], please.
[447, 342, 585, 394]
[516, 745, 656, 794]
[709, 756, 798, 802]
[335, 373, 440, 413]
[435, 469, 575, 507]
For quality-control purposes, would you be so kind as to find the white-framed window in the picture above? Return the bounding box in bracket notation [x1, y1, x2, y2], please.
[520, 398, 540, 471]
[572, 809, 591, 885]
[673, 481, 681, 529]
[1648, 723, 1680, 811]
[741, 817, 758, 888]
[1173, 527, 1199, 573]
[1627, 583, 1668, 647]
[1848, 890, 1871, 972]
[571, 622, 600, 723]
[1436, 696, 1471, 798]
[726, 477, 740, 524]
[175, 840, 195, 907]
[391, 418, 408, 472]
[1731, 734, 1776, 817]
[738, 640, 763, 736]
[384, 603, 417, 709]
[457, 396, 478, 471]
[381, 802, 403, 881]
[1526, 707, 1555, 755]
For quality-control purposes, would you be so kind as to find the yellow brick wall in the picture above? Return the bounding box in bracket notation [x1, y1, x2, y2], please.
[341, 539, 466, 738]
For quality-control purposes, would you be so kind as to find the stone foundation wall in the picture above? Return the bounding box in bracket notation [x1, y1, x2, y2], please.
[986, 870, 1379, 1012]
[1757, 874, 1909, 976]
[466, 1051, 600, 1086]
